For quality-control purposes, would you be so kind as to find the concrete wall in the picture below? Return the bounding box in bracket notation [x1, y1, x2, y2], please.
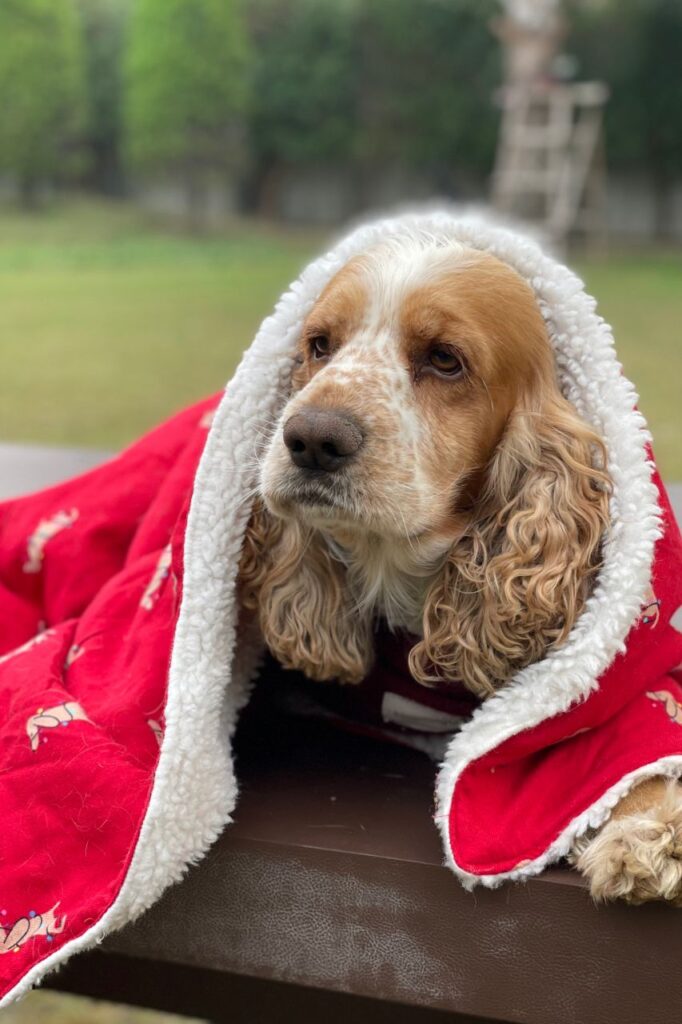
[605, 177, 682, 242]
[132, 175, 239, 226]
[250, 164, 682, 242]
[3, 168, 681, 242]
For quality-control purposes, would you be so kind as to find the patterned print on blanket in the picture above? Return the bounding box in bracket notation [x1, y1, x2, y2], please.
[647, 690, 682, 725]
[0, 905, 66, 954]
[147, 718, 163, 746]
[23, 510, 79, 574]
[640, 587, 661, 627]
[140, 545, 172, 610]
[0, 630, 56, 667]
[26, 702, 91, 752]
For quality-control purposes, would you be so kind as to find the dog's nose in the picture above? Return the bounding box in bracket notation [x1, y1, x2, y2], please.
[283, 409, 363, 472]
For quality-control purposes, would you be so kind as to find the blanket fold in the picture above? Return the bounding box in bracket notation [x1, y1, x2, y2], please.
[1, 210, 681, 1004]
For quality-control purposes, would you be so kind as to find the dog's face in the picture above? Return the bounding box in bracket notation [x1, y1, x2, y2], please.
[248, 237, 609, 695]
[261, 243, 554, 546]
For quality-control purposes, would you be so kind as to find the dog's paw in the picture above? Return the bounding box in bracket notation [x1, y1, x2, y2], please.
[574, 781, 682, 905]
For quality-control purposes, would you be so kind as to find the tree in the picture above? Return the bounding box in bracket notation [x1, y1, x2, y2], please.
[247, 0, 360, 212]
[77, 0, 132, 195]
[245, 0, 500, 213]
[357, 0, 500, 188]
[0, 0, 86, 205]
[124, 0, 250, 226]
[569, 0, 682, 237]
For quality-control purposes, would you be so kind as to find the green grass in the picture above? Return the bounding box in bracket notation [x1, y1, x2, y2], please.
[572, 253, 682, 476]
[0, 198, 680, 475]
[0, 198, 323, 449]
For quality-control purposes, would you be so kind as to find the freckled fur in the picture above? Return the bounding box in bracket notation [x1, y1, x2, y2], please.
[240, 233, 681, 905]
[255, 240, 610, 694]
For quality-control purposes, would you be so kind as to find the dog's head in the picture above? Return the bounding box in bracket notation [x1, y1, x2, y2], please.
[244, 238, 610, 696]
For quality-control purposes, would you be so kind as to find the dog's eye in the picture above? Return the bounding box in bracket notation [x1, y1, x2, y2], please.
[310, 335, 331, 360]
[428, 346, 463, 377]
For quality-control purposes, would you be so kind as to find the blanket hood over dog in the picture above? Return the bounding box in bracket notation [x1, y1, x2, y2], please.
[1, 210, 682, 1002]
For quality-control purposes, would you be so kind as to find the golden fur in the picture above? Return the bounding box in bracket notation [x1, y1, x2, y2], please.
[409, 392, 610, 694]
[573, 778, 682, 904]
[239, 505, 372, 683]
[239, 239, 682, 904]
[243, 246, 610, 695]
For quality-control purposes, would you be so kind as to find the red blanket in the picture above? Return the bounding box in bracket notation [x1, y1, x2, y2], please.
[439, 464, 682, 883]
[2, 209, 682, 1003]
[0, 396, 218, 999]
[3, 403, 680, 1005]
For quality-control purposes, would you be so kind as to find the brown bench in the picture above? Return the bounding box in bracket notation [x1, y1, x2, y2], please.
[3, 445, 682, 1024]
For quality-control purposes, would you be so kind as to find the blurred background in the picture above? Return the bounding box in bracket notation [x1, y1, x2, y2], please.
[0, 1, 680, 1020]
[0, 0, 680, 477]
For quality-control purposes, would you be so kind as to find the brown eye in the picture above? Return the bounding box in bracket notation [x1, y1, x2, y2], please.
[310, 334, 331, 360]
[428, 346, 463, 377]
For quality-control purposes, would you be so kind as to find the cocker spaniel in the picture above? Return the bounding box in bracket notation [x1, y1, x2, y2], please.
[239, 235, 682, 905]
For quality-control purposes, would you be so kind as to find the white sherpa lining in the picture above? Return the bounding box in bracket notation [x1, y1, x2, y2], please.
[2, 206, 664, 1004]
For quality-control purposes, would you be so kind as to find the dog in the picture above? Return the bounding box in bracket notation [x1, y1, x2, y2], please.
[239, 234, 682, 905]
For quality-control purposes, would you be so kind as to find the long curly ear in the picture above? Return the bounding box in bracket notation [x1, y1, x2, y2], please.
[238, 501, 373, 684]
[409, 393, 611, 697]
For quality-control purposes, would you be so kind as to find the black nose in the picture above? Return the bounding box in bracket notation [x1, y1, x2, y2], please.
[283, 409, 363, 472]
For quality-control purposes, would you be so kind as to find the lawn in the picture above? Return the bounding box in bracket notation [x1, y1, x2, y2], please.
[0, 198, 323, 450]
[0, 198, 680, 476]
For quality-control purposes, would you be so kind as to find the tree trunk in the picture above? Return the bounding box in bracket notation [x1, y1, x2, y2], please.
[256, 162, 284, 219]
[19, 175, 41, 210]
[184, 162, 206, 234]
[652, 175, 675, 241]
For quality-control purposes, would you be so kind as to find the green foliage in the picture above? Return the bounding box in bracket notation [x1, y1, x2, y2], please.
[357, 0, 500, 177]
[77, 0, 131, 193]
[124, 0, 250, 173]
[2, 0, 680, 211]
[248, 0, 359, 166]
[0, 0, 86, 198]
[569, 0, 682, 183]
[247, 0, 500, 184]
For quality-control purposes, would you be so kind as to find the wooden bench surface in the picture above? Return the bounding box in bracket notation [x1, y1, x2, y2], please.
[2, 444, 682, 1024]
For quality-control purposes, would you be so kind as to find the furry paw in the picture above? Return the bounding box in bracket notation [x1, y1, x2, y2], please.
[574, 781, 682, 905]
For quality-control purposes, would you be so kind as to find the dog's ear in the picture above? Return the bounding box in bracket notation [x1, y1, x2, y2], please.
[239, 500, 373, 684]
[409, 393, 611, 697]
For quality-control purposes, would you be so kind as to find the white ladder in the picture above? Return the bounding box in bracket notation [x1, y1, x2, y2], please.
[492, 81, 608, 245]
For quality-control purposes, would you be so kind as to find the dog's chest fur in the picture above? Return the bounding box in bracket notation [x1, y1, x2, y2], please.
[322, 528, 451, 635]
